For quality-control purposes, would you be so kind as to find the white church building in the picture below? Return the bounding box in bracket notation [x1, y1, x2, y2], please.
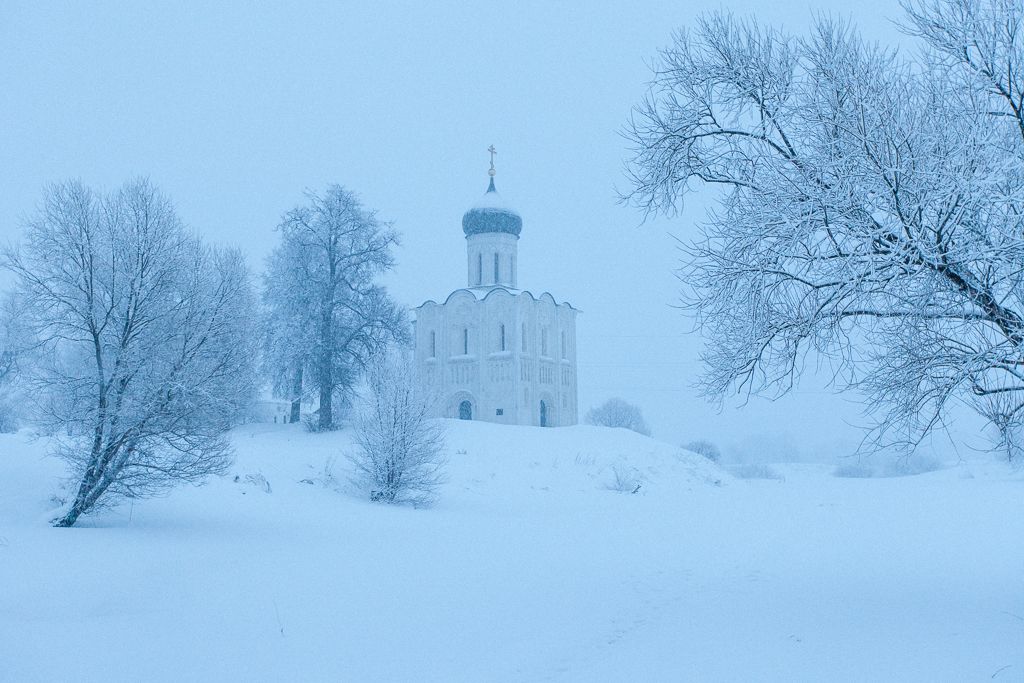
[414, 151, 579, 426]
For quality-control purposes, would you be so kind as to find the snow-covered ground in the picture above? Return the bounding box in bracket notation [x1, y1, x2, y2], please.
[1, 421, 1022, 681]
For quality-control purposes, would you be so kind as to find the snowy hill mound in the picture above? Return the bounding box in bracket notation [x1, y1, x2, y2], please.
[0, 421, 726, 529]
[441, 420, 726, 500]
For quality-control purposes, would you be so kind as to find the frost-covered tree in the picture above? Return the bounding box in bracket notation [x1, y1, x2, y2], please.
[3, 179, 257, 526]
[625, 1, 1024, 452]
[262, 185, 407, 431]
[585, 398, 651, 436]
[347, 352, 446, 506]
[0, 292, 31, 432]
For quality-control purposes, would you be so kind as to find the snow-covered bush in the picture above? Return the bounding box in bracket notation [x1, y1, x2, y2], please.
[605, 464, 642, 494]
[834, 455, 944, 479]
[685, 440, 720, 463]
[347, 354, 446, 506]
[585, 398, 651, 436]
[302, 402, 352, 433]
[832, 462, 875, 479]
[234, 472, 272, 494]
[728, 463, 784, 481]
[302, 412, 321, 433]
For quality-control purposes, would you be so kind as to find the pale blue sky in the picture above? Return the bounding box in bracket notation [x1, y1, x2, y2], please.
[1, 1, 973, 459]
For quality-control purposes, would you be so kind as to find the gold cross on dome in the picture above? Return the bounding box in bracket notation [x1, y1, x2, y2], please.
[488, 145, 497, 175]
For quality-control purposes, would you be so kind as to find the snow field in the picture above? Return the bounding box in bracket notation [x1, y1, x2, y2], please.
[0, 421, 1022, 681]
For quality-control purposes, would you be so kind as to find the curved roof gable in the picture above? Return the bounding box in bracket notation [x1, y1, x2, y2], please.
[416, 286, 578, 312]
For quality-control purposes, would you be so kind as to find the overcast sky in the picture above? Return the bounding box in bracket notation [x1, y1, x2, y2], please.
[0, 1, 981, 460]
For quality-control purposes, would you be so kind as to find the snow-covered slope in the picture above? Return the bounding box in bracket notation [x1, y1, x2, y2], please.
[0, 422, 1022, 681]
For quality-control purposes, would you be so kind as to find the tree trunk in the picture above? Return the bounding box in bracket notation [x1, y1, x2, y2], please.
[53, 465, 108, 527]
[289, 365, 303, 424]
[319, 382, 333, 431]
[53, 507, 82, 527]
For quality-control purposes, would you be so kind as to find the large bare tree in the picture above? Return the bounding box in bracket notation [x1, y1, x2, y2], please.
[624, 1, 1024, 454]
[262, 185, 407, 431]
[4, 179, 257, 526]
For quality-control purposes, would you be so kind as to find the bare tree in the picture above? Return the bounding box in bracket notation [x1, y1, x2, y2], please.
[347, 353, 446, 506]
[0, 292, 30, 432]
[262, 185, 407, 431]
[3, 179, 257, 526]
[585, 398, 651, 436]
[624, 2, 1024, 452]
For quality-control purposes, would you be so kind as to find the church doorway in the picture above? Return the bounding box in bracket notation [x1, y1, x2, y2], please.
[540, 400, 549, 427]
[459, 400, 473, 420]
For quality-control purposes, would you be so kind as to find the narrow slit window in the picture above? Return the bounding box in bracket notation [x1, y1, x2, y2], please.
[500, 324, 506, 351]
[430, 331, 436, 358]
[561, 331, 566, 358]
[494, 253, 500, 283]
[477, 253, 482, 285]
[522, 324, 528, 352]
[463, 328, 469, 355]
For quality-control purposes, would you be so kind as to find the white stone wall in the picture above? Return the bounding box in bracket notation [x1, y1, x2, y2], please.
[414, 288, 578, 427]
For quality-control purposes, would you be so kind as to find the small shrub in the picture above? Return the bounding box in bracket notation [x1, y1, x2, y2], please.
[585, 398, 651, 436]
[234, 472, 272, 493]
[883, 455, 944, 477]
[684, 440, 721, 462]
[318, 456, 339, 488]
[302, 411, 326, 433]
[605, 464, 642, 494]
[348, 354, 447, 506]
[574, 452, 597, 467]
[833, 455, 945, 478]
[728, 463, 784, 481]
[833, 462, 874, 478]
[300, 457, 340, 489]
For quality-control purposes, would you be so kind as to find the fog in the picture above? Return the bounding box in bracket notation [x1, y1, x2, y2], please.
[0, 1, 980, 461]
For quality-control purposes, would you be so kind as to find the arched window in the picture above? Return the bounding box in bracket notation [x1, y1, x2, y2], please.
[522, 324, 528, 352]
[477, 253, 482, 286]
[494, 253, 500, 283]
[463, 328, 469, 355]
[500, 324, 506, 351]
[459, 400, 472, 420]
[430, 331, 436, 358]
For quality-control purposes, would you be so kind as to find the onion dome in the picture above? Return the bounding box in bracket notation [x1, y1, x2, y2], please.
[462, 152, 522, 237]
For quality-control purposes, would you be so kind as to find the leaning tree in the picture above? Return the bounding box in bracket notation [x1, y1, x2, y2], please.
[624, 0, 1024, 455]
[4, 179, 257, 526]
[262, 185, 407, 431]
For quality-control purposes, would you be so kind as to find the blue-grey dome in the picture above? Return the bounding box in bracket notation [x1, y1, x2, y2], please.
[462, 177, 522, 237]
